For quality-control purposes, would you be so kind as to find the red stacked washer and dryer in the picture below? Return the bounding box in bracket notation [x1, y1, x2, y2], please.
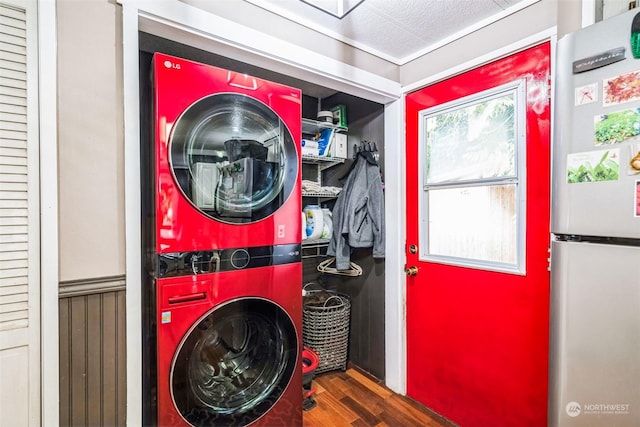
[148, 53, 302, 426]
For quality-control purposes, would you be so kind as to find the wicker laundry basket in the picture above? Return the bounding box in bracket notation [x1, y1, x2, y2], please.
[302, 290, 351, 374]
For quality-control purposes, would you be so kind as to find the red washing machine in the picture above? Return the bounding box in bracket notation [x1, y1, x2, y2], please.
[150, 53, 302, 426]
[156, 261, 302, 426]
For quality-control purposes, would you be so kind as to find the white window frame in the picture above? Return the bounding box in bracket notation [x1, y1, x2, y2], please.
[417, 79, 527, 275]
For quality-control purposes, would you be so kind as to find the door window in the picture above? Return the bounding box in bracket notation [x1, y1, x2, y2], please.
[170, 93, 298, 223]
[419, 81, 526, 274]
[171, 298, 297, 426]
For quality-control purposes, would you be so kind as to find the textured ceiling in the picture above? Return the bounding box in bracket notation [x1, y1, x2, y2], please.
[245, 0, 538, 65]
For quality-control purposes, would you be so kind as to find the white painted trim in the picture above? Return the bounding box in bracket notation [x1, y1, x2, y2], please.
[25, 0, 41, 424]
[38, 0, 59, 425]
[417, 81, 528, 276]
[127, 0, 400, 103]
[383, 98, 407, 394]
[582, 0, 597, 27]
[245, 0, 541, 66]
[121, 3, 142, 426]
[402, 27, 558, 94]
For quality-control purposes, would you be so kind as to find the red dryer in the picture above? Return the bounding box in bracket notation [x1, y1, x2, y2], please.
[153, 52, 302, 253]
[150, 53, 302, 426]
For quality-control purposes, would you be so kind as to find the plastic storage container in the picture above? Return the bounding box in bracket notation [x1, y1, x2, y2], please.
[303, 205, 324, 240]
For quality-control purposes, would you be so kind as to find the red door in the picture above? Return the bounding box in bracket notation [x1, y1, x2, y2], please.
[405, 43, 551, 427]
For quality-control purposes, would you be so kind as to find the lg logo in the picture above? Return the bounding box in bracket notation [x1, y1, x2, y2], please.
[566, 401, 581, 417]
[163, 60, 181, 70]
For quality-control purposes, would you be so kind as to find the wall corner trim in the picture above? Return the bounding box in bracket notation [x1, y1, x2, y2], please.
[121, 2, 143, 426]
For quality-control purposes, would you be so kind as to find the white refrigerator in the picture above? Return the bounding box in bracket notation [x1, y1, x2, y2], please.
[550, 8, 640, 427]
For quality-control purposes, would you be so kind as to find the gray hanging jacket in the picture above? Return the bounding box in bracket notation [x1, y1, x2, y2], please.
[327, 152, 385, 270]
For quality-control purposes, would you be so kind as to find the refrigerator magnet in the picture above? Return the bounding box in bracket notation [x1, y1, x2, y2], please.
[603, 70, 640, 107]
[629, 144, 640, 175]
[635, 180, 640, 217]
[567, 149, 620, 183]
[575, 83, 598, 106]
[594, 108, 640, 146]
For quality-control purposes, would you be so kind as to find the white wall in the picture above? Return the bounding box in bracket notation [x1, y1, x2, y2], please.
[57, 0, 125, 281]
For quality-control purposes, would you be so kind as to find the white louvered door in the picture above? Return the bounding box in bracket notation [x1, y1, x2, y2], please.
[0, 1, 40, 425]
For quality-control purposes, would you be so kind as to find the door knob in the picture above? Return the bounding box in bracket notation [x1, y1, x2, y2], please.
[405, 266, 418, 277]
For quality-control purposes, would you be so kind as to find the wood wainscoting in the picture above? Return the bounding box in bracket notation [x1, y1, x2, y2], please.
[58, 276, 126, 426]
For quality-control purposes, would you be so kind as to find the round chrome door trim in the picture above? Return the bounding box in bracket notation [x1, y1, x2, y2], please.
[169, 296, 299, 426]
[168, 92, 299, 225]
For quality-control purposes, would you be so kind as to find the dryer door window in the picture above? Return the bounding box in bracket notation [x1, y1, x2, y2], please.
[170, 93, 298, 223]
[171, 298, 298, 426]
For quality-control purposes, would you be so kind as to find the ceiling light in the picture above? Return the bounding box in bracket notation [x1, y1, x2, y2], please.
[300, 0, 364, 18]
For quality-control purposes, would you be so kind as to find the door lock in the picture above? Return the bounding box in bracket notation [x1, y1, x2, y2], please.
[408, 244, 417, 254]
[405, 266, 418, 277]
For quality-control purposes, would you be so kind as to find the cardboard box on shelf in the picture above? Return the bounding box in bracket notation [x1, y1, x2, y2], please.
[316, 128, 334, 156]
[302, 139, 319, 156]
[330, 105, 347, 127]
[330, 133, 348, 159]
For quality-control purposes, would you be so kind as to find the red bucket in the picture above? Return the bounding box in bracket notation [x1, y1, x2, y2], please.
[302, 347, 319, 374]
[302, 347, 320, 410]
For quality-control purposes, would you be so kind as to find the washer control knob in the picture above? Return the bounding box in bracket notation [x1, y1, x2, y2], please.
[230, 249, 250, 269]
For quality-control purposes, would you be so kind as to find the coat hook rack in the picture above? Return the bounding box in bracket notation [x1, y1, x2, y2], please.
[353, 140, 380, 162]
[353, 140, 379, 158]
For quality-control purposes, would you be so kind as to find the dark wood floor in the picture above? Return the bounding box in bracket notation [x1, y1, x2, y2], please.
[302, 368, 456, 427]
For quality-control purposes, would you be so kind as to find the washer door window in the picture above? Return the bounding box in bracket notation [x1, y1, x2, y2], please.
[170, 93, 298, 223]
[171, 299, 298, 426]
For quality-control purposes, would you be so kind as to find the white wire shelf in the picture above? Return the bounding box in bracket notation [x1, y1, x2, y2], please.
[302, 191, 341, 198]
[302, 117, 348, 135]
[301, 154, 346, 166]
[302, 238, 331, 248]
